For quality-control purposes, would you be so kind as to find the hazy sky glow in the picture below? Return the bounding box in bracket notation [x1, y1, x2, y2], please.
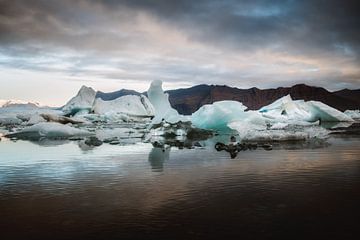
[0, 0, 359, 105]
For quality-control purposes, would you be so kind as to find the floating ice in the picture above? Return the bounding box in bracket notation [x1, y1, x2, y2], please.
[344, 110, 360, 119]
[92, 95, 155, 117]
[0, 102, 63, 126]
[0, 117, 22, 125]
[147, 80, 188, 124]
[260, 95, 353, 122]
[191, 93, 350, 142]
[192, 101, 261, 130]
[5, 122, 92, 139]
[307, 101, 353, 122]
[26, 114, 46, 125]
[63, 85, 96, 116]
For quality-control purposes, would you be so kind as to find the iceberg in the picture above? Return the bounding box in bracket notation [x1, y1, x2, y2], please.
[190, 93, 351, 141]
[147, 80, 188, 124]
[306, 101, 353, 122]
[0, 117, 23, 125]
[191, 101, 252, 130]
[92, 95, 155, 117]
[259, 95, 353, 122]
[5, 122, 92, 140]
[344, 110, 360, 119]
[26, 114, 46, 125]
[0, 102, 62, 126]
[62, 85, 96, 116]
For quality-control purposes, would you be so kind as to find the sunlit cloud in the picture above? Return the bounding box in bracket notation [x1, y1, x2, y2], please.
[0, 0, 359, 105]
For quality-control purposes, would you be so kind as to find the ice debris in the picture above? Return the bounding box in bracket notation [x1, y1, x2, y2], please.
[344, 110, 360, 119]
[5, 122, 92, 140]
[259, 95, 353, 122]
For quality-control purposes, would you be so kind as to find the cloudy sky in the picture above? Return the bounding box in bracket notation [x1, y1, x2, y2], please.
[0, 0, 359, 105]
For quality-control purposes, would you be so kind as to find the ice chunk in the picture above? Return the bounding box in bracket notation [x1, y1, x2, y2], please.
[260, 95, 311, 122]
[5, 122, 92, 140]
[147, 80, 187, 124]
[191, 101, 251, 130]
[260, 94, 353, 122]
[63, 85, 96, 115]
[242, 130, 309, 142]
[344, 110, 360, 119]
[306, 101, 353, 122]
[26, 114, 46, 125]
[0, 102, 63, 127]
[92, 95, 155, 116]
[0, 117, 22, 125]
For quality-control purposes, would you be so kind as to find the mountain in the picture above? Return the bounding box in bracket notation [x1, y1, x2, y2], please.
[167, 84, 360, 114]
[96, 89, 141, 101]
[0, 99, 41, 108]
[96, 84, 360, 115]
[333, 89, 360, 106]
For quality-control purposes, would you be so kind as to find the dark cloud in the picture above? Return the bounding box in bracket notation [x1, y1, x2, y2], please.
[0, 0, 359, 91]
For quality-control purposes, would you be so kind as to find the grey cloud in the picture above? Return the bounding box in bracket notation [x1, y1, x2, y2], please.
[0, 0, 359, 90]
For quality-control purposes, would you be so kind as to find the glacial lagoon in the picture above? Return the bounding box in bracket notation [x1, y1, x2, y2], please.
[0, 129, 359, 239]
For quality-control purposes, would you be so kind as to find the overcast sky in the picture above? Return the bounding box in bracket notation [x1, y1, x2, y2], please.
[0, 0, 359, 105]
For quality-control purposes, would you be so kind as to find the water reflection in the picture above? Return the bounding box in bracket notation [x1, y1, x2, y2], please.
[0, 136, 359, 239]
[148, 146, 170, 172]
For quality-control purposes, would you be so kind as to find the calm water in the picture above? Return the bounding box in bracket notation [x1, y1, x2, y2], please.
[0, 136, 359, 239]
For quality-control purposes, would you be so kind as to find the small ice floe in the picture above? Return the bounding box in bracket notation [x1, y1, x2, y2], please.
[5, 122, 92, 140]
[344, 110, 360, 120]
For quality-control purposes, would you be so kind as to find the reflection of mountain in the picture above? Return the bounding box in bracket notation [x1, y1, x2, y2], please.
[148, 147, 170, 172]
[96, 84, 360, 115]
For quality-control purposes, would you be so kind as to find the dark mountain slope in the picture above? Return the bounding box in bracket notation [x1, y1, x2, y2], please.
[96, 84, 360, 115]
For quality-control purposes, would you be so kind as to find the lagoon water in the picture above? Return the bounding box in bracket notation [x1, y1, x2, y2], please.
[0, 136, 359, 239]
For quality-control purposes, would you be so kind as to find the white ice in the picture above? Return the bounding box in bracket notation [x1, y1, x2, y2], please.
[147, 80, 189, 124]
[344, 110, 360, 119]
[191, 94, 350, 140]
[0, 102, 63, 126]
[92, 95, 155, 117]
[259, 95, 353, 122]
[192, 101, 256, 130]
[62, 85, 96, 115]
[6, 122, 92, 139]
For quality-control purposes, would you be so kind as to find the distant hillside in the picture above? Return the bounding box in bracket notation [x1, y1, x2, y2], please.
[334, 89, 360, 106]
[96, 89, 140, 101]
[96, 84, 360, 115]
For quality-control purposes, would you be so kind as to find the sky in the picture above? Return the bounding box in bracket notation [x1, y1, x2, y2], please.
[0, 0, 359, 106]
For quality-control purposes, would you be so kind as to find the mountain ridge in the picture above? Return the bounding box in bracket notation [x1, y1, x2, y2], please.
[95, 84, 360, 115]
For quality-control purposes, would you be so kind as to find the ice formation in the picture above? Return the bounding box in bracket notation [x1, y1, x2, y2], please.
[147, 80, 188, 124]
[92, 95, 155, 117]
[62, 85, 96, 115]
[191, 94, 353, 140]
[5, 122, 92, 139]
[1, 81, 356, 144]
[344, 110, 360, 119]
[259, 95, 353, 122]
[191, 101, 251, 130]
[0, 102, 63, 126]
